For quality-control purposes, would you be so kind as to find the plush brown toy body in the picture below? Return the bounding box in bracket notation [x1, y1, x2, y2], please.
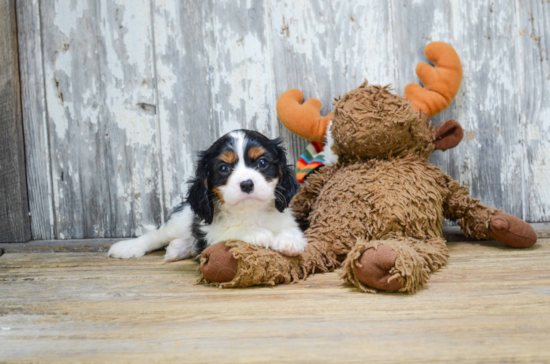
[200, 42, 537, 293]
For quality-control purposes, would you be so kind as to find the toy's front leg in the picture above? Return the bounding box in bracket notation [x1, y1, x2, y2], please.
[444, 177, 537, 248]
[199, 240, 300, 287]
[199, 239, 339, 288]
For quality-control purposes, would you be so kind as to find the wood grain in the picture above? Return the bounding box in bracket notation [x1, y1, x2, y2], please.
[390, 0, 525, 224]
[152, 0, 216, 216]
[515, 0, 550, 222]
[38, 0, 163, 239]
[0, 238, 122, 253]
[152, 0, 280, 217]
[0, 0, 31, 243]
[268, 0, 396, 165]
[2, 222, 548, 253]
[16, 0, 55, 240]
[1, 238, 549, 363]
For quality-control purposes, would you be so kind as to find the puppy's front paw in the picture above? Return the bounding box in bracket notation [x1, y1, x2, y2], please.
[164, 238, 194, 262]
[273, 235, 308, 257]
[108, 239, 147, 259]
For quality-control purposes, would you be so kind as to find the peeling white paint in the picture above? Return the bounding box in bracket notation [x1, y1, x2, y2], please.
[209, 7, 275, 134]
[53, 0, 87, 36]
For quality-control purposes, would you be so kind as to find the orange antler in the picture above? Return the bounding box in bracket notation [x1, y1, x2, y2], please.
[404, 42, 462, 118]
[276, 89, 332, 142]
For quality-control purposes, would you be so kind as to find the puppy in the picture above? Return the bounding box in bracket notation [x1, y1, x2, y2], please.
[108, 130, 307, 261]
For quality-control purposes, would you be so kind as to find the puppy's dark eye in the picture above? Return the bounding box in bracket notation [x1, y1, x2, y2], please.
[218, 164, 230, 174]
[257, 158, 269, 169]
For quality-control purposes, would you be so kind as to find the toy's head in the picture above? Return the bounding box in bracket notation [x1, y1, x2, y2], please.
[277, 42, 464, 164]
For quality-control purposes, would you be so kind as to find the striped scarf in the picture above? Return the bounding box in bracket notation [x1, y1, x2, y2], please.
[295, 141, 326, 183]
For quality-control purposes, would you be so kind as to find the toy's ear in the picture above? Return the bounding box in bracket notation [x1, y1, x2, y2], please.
[271, 138, 299, 212]
[433, 119, 463, 151]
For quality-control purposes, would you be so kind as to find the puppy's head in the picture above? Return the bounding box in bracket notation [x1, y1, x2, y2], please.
[187, 130, 298, 224]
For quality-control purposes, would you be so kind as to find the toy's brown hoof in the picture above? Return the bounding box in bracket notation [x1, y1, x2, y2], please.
[489, 212, 537, 248]
[353, 245, 402, 292]
[200, 242, 238, 283]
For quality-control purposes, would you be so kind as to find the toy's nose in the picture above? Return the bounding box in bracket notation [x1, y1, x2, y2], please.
[240, 180, 254, 193]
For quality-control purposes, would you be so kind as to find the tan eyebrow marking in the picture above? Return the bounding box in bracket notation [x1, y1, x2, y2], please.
[219, 150, 237, 164]
[248, 146, 265, 160]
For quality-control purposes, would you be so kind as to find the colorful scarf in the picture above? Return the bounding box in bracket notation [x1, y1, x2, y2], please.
[295, 141, 326, 183]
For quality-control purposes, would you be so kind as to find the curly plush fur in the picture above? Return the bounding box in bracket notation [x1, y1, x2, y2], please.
[267, 84, 488, 291]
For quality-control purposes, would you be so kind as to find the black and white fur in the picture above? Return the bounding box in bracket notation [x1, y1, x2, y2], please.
[108, 130, 307, 261]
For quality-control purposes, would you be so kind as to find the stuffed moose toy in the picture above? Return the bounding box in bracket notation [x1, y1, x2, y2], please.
[199, 42, 537, 293]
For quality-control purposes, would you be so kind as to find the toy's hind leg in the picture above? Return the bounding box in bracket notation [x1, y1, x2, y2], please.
[444, 177, 537, 248]
[341, 236, 449, 294]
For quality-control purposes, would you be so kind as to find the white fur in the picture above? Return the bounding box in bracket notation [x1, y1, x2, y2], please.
[164, 237, 195, 262]
[323, 120, 339, 166]
[202, 203, 307, 256]
[108, 130, 307, 261]
[108, 204, 195, 260]
[219, 162, 278, 208]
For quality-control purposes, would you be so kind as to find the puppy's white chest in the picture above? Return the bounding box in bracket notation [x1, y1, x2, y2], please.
[202, 211, 276, 246]
[199, 206, 307, 256]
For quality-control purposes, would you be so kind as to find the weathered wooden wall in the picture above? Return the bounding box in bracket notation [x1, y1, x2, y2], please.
[0, 0, 31, 243]
[16, 0, 550, 240]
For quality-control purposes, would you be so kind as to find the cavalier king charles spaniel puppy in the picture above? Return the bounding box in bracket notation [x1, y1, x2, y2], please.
[108, 130, 307, 261]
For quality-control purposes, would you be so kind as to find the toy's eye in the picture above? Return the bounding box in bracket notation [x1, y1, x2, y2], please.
[218, 164, 231, 174]
[257, 158, 269, 169]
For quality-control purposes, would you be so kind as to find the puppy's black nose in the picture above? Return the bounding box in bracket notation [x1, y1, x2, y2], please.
[240, 180, 254, 193]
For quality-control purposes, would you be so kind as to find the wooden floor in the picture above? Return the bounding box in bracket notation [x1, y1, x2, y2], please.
[1, 239, 550, 363]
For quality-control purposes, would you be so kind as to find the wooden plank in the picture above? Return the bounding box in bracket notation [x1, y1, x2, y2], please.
[153, 1, 279, 214]
[151, 0, 215, 214]
[0, 0, 31, 243]
[208, 1, 278, 137]
[2, 222, 549, 253]
[0, 238, 123, 254]
[39, 0, 163, 239]
[390, 0, 525, 220]
[1, 238, 549, 362]
[515, 0, 550, 222]
[16, 0, 55, 240]
[267, 0, 396, 165]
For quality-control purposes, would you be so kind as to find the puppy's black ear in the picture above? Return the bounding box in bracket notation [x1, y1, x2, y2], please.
[187, 152, 214, 224]
[272, 138, 299, 212]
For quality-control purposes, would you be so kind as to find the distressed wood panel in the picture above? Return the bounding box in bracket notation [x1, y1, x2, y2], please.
[2, 223, 550, 253]
[152, 0, 215, 214]
[515, 0, 550, 222]
[16, 0, 55, 240]
[0, 0, 31, 243]
[39, 0, 163, 238]
[153, 0, 279, 215]
[16, 0, 550, 240]
[267, 0, 396, 165]
[208, 1, 278, 137]
[391, 0, 524, 220]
